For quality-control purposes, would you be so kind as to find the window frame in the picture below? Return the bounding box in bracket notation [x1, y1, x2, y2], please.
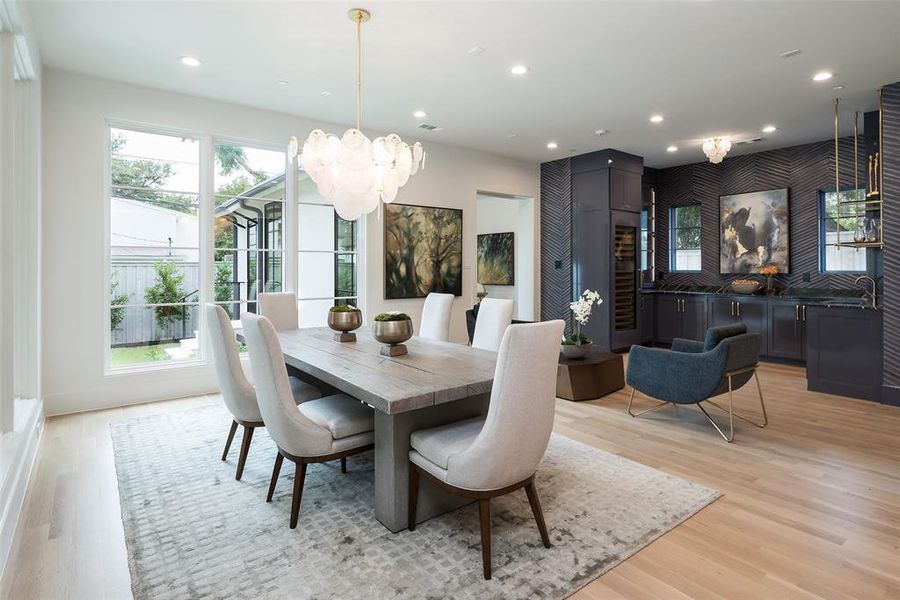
[818, 188, 868, 274]
[103, 122, 363, 374]
[668, 203, 703, 273]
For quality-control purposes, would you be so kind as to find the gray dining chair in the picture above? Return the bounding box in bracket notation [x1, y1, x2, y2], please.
[241, 313, 375, 529]
[258, 292, 299, 331]
[471, 298, 514, 351]
[419, 292, 455, 341]
[407, 319, 565, 579]
[205, 304, 323, 480]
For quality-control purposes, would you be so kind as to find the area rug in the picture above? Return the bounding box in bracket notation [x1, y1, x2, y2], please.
[110, 405, 720, 599]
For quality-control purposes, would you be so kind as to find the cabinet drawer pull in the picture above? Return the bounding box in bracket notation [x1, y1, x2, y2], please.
[802, 305, 807, 321]
[795, 305, 800, 321]
[737, 302, 741, 318]
[731, 301, 735, 316]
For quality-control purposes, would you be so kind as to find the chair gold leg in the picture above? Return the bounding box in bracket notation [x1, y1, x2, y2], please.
[706, 369, 769, 429]
[626, 387, 671, 418]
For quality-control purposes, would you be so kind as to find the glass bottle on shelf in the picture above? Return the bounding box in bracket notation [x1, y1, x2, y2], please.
[866, 217, 880, 243]
[853, 217, 866, 243]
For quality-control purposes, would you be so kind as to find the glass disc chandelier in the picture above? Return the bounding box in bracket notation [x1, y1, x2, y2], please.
[289, 8, 425, 221]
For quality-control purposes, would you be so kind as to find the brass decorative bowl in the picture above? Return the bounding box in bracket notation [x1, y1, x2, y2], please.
[328, 310, 362, 332]
[373, 319, 413, 356]
[730, 280, 763, 295]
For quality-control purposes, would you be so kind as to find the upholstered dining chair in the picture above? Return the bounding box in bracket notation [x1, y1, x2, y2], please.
[242, 313, 375, 529]
[471, 298, 514, 352]
[258, 292, 299, 331]
[407, 319, 565, 579]
[206, 304, 323, 480]
[626, 324, 768, 442]
[419, 292, 455, 341]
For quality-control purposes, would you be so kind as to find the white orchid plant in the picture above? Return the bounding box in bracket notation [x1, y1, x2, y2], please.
[563, 289, 603, 346]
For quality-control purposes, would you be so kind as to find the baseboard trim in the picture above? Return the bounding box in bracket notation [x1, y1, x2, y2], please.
[880, 385, 900, 407]
[0, 399, 44, 581]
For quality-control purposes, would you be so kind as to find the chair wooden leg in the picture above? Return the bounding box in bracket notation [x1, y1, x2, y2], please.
[289, 462, 307, 529]
[340, 456, 347, 473]
[221, 420, 238, 461]
[235, 425, 255, 480]
[478, 498, 492, 580]
[408, 463, 419, 531]
[524, 479, 551, 548]
[267, 453, 284, 503]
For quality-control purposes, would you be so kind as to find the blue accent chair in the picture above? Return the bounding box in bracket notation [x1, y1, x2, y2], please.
[625, 324, 768, 442]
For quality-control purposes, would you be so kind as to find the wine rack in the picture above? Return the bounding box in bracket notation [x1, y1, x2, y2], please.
[614, 225, 637, 331]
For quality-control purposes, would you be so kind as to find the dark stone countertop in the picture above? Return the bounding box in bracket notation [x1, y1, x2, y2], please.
[641, 284, 876, 309]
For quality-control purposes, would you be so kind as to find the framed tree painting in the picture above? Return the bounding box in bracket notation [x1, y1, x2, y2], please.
[477, 232, 515, 285]
[384, 203, 463, 299]
[720, 188, 790, 274]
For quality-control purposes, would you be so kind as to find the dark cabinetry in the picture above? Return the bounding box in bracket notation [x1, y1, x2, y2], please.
[806, 306, 882, 401]
[708, 297, 767, 351]
[640, 294, 654, 344]
[768, 302, 807, 361]
[654, 294, 706, 344]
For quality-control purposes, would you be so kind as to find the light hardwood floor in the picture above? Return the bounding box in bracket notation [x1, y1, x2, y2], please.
[2, 361, 899, 599]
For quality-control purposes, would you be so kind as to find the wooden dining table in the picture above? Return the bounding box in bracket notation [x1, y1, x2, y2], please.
[254, 326, 498, 533]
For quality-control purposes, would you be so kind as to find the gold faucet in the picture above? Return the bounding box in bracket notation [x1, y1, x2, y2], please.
[854, 275, 877, 308]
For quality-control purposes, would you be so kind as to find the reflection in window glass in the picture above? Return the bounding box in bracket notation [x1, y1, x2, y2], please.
[820, 190, 868, 273]
[669, 204, 702, 272]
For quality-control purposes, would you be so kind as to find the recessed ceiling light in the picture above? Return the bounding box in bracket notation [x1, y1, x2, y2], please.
[510, 64, 530, 76]
[813, 71, 833, 82]
[413, 110, 427, 119]
[179, 56, 201, 67]
[833, 84, 845, 91]
[762, 125, 777, 133]
[594, 129, 608, 136]
[666, 145, 678, 152]
[320, 91, 332, 97]
[546, 142, 558, 150]
[277, 80, 289, 86]
[649, 114, 664, 124]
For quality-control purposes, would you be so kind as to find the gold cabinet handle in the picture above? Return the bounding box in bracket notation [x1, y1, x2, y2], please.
[737, 302, 741, 318]
[802, 305, 807, 321]
[795, 305, 800, 321]
[731, 301, 735, 317]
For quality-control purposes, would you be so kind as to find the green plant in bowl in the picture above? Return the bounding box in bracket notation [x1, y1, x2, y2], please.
[329, 304, 361, 313]
[374, 312, 411, 322]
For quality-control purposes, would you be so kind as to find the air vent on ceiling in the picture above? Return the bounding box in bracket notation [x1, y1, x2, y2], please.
[780, 49, 802, 59]
[417, 123, 443, 132]
[735, 136, 766, 146]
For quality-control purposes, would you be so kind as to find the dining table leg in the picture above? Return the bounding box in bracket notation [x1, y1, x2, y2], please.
[373, 393, 490, 533]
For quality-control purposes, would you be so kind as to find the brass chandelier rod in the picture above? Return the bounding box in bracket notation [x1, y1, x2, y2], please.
[349, 8, 371, 131]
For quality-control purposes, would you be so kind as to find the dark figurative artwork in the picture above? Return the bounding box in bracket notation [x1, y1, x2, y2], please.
[477, 232, 515, 286]
[720, 189, 790, 274]
[384, 203, 463, 299]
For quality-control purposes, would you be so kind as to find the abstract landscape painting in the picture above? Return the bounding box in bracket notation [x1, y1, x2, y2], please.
[720, 188, 790, 274]
[384, 203, 463, 299]
[477, 232, 515, 285]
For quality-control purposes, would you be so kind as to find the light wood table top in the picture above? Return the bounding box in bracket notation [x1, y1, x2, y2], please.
[274, 327, 497, 415]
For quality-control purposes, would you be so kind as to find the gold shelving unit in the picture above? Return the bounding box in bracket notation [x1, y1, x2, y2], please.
[834, 91, 884, 250]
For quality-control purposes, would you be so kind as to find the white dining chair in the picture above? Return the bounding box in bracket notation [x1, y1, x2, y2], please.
[419, 292, 455, 341]
[407, 319, 565, 579]
[241, 313, 375, 529]
[258, 292, 299, 331]
[205, 304, 322, 480]
[471, 298, 514, 352]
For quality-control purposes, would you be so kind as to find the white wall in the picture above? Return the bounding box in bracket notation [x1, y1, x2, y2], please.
[42, 69, 540, 415]
[476, 193, 535, 320]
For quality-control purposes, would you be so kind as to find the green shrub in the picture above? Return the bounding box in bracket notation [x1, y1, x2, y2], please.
[144, 260, 187, 331]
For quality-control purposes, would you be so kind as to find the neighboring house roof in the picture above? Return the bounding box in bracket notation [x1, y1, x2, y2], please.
[215, 173, 285, 220]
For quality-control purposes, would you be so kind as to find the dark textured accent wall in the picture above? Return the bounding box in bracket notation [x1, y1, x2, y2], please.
[540, 159, 573, 330]
[655, 137, 868, 290]
[881, 82, 900, 388]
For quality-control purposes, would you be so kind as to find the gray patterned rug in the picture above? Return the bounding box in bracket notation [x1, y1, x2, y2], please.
[110, 405, 720, 599]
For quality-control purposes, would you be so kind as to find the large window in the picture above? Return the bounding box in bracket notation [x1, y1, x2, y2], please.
[107, 125, 360, 370]
[820, 189, 868, 273]
[669, 204, 702, 272]
[109, 127, 201, 367]
[213, 142, 286, 323]
[296, 173, 359, 328]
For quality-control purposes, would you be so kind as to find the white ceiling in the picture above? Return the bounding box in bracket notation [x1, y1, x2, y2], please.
[26, 1, 900, 168]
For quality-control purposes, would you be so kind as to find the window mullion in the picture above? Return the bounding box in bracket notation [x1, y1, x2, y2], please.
[199, 133, 214, 362]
